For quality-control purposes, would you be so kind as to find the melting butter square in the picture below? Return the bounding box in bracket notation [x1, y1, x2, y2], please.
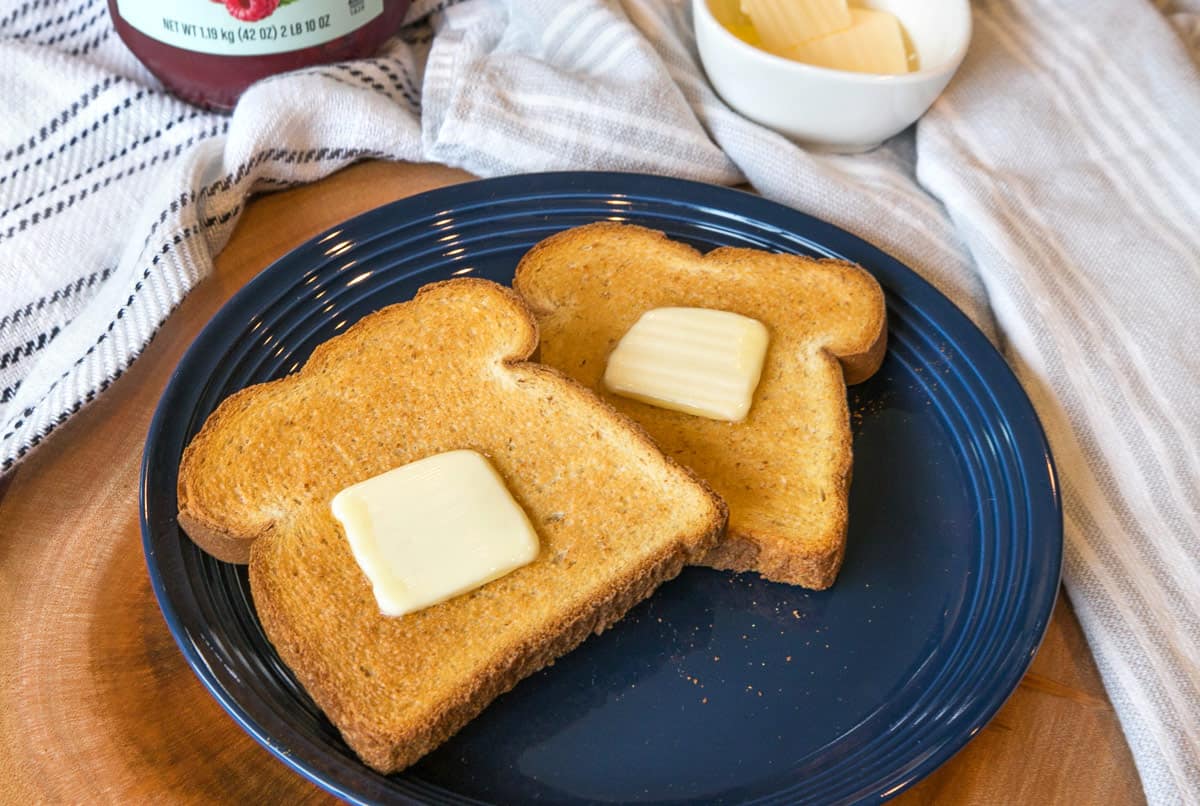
[604, 307, 770, 422]
[331, 450, 539, 617]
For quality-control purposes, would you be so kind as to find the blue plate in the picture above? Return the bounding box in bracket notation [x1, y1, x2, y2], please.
[140, 172, 1062, 805]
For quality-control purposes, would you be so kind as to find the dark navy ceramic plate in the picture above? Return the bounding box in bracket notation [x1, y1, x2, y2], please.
[141, 172, 1061, 805]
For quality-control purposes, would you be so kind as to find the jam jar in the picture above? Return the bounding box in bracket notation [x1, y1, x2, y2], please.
[108, 0, 412, 110]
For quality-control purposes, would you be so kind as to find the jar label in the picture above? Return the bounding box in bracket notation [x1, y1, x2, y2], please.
[115, 0, 386, 56]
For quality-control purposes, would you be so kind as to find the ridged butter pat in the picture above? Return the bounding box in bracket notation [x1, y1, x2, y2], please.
[330, 450, 539, 617]
[777, 8, 909, 74]
[740, 0, 851, 53]
[604, 307, 770, 422]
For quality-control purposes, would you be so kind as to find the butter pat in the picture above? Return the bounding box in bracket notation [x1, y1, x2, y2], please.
[740, 0, 851, 53]
[604, 307, 769, 422]
[709, 0, 762, 46]
[776, 8, 909, 75]
[330, 450, 539, 617]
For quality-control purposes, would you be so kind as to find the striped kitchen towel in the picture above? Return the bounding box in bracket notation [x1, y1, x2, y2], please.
[1, 0, 1197, 801]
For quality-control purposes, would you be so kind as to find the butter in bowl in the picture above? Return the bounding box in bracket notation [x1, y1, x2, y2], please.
[693, 0, 972, 152]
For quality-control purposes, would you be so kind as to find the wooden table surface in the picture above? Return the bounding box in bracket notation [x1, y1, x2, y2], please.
[0, 161, 1145, 804]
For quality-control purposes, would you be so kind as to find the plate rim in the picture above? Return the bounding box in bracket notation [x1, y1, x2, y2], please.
[140, 170, 1063, 805]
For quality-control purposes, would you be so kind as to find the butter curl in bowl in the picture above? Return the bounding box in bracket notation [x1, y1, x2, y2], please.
[693, 0, 971, 152]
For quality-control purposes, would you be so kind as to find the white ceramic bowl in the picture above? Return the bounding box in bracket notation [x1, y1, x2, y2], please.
[693, 0, 972, 152]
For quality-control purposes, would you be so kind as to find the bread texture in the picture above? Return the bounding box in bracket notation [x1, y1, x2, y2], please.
[514, 223, 886, 589]
[176, 278, 725, 773]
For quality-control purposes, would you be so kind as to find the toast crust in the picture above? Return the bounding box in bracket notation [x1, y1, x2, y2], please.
[253, 501, 702, 770]
[176, 278, 725, 772]
[514, 223, 886, 589]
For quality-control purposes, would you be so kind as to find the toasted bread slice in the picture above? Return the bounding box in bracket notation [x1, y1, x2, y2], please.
[176, 278, 725, 772]
[514, 223, 886, 589]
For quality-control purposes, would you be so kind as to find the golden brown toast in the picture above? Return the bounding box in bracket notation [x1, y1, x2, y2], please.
[176, 278, 725, 772]
[514, 223, 886, 589]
